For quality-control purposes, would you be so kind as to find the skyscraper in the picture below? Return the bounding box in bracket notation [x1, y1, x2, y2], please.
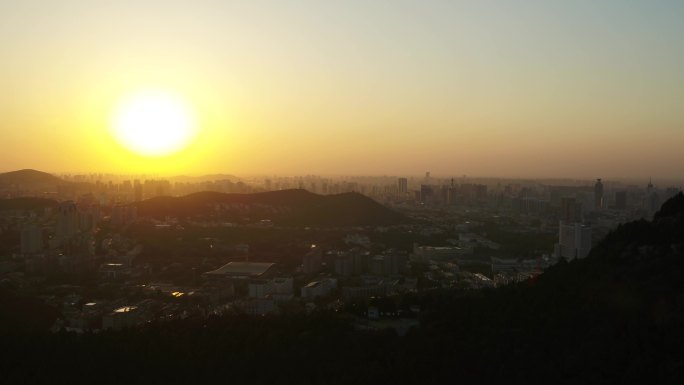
[594, 178, 604, 209]
[397, 178, 408, 194]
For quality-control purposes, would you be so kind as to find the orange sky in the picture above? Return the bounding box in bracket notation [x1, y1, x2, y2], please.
[1, 1, 683, 178]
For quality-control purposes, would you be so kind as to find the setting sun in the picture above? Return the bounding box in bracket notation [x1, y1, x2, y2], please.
[110, 89, 198, 157]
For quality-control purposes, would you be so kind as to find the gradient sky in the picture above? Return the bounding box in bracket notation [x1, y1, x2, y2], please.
[1, 0, 683, 178]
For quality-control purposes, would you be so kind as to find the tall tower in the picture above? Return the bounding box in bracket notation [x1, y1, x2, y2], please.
[594, 178, 604, 209]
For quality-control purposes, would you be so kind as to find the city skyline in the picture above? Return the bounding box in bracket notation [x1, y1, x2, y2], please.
[2, 1, 683, 177]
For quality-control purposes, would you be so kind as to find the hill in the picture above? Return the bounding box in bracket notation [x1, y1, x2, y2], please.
[414, 192, 684, 383]
[134, 189, 405, 226]
[0, 169, 66, 189]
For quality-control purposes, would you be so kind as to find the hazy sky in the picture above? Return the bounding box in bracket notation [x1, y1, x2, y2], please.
[1, 0, 683, 178]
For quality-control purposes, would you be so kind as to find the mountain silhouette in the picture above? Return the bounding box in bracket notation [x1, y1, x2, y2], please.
[134, 189, 405, 226]
[0, 169, 66, 189]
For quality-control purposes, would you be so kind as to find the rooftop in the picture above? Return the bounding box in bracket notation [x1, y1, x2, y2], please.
[204, 262, 275, 278]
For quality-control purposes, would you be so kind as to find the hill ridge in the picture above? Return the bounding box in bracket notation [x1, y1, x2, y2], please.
[0, 169, 66, 187]
[134, 189, 405, 226]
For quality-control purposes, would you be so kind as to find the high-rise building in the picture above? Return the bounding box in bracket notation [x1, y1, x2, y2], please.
[56, 201, 78, 244]
[397, 178, 408, 194]
[555, 222, 592, 259]
[447, 187, 458, 205]
[420, 185, 434, 203]
[133, 180, 143, 202]
[594, 178, 604, 209]
[560, 197, 582, 222]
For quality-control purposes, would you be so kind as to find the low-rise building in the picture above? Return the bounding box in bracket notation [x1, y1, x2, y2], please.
[301, 278, 337, 299]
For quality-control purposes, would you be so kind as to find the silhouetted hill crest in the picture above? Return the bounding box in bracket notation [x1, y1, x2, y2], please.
[0, 169, 66, 188]
[654, 192, 684, 220]
[529, 192, 684, 307]
[134, 189, 405, 226]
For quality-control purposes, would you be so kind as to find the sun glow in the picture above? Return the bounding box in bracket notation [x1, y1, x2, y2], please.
[110, 89, 198, 157]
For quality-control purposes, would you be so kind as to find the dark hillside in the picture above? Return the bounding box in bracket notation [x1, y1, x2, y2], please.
[134, 189, 404, 226]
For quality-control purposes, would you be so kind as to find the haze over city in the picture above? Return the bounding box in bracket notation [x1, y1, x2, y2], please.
[2, 2, 684, 384]
[2, 0, 683, 178]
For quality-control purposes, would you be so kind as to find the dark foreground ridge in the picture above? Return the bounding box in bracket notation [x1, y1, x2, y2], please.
[135, 189, 407, 226]
[2, 194, 684, 384]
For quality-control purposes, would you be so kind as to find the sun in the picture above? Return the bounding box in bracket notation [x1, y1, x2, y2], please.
[110, 89, 198, 157]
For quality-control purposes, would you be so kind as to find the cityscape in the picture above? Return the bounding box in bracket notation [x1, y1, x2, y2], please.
[2, 1, 684, 384]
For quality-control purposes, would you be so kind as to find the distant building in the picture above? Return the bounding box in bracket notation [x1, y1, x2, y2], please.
[102, 306, 139, 331]
[511, 197, 549, 215]
[665, 186, 681, 200]
[368, 254, 407, 276]
[411, 244, 473, 263]
[133, 180, 143, 202]
[644, 178, 660, 214]
[420, 185, 433, 203]
[555, 222, 592, 259]
[248, 279, 273, 298]
[560, 197, 582, 223]
[301, 278, 337, 298]
[78, 206, 101, 232]
[334, 255, 353, 277]
[21, 223, 43, 254]
[615, 191, 627, 210]
[56, 201, 78, 244]
[110, 205, 137, 227]
[342, 283, 387, 300]
[99, 263, 129, 280]
[302, 246, 322, 274]
[397, 178, 408, 194]
[594, 179, 604, 209]
[248, 276, 293, 299]
[204, 262, 276, 280]
[490, 257, 519, 274]
[242, 298, 276, 316]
